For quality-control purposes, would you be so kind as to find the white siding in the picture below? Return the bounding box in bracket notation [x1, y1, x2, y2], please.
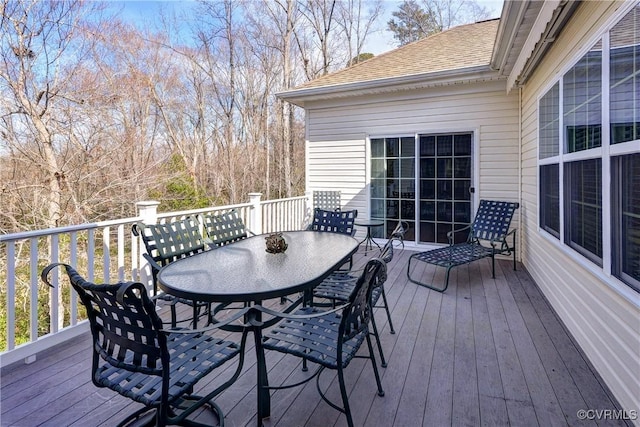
[305, 80, 520, 234]
[520, 0, 640, 417]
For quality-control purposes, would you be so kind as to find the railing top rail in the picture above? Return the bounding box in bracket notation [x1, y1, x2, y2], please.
[0, 216, 142, 243]
[260, 195, 307, 205]
[155, 202, 254, 220]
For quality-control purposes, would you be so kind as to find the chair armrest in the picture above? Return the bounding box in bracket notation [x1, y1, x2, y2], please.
[489, 228, 517, 251]
[447, 224, 471, 244]
[142, 253, 163, 273]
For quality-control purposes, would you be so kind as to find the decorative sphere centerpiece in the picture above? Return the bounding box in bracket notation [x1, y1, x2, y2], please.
[265, 232, 288, 253]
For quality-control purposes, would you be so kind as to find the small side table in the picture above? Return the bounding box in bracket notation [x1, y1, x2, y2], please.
[355, 220, 384, 255]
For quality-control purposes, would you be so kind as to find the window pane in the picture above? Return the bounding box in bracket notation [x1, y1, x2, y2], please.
[400, 179, 415, 199]
[386, 138, 400, 157]
[565, 159, 602, 262]
[454, 157, 471, 178]
[539, 83, 560, 158]
[371, 138, 385, 157]
[610, 5, 640, 144]
[540, 164, 560, 238]
[437, 158, 453, 178]
[421, 180, 435, 199]
[401, 137, 415, 157]
[371, 159, 385, 179]
[420, 201, 435, 221]
[454, 134, 472, 155]
[615, 154, 640, 290]
[564, 45, 602, 153]
[387, 159, 399, 178]
[371, 179, 385, 198]
[400, 159, 415, 178]
[436, 135, 453, 156]
[401, 200, 415, 220]
[420, 135, 435, 156]
[371, 199, 385, 218]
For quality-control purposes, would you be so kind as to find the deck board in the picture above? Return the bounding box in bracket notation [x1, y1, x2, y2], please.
[0, 246, 629, 427]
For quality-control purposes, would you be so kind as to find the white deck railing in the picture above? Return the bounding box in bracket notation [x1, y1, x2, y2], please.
[0, 193, 310, 367]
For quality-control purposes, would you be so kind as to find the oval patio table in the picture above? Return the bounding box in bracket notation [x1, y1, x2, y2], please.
[157, 230, 359, 424]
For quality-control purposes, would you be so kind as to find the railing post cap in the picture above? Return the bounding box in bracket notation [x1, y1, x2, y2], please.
[135, 201, 161, 208]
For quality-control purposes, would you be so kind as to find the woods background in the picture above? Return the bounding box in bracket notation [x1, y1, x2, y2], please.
[0, 0, 491, 234]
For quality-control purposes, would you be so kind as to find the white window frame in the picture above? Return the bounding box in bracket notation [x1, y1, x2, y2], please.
[536, 1, 640, 296]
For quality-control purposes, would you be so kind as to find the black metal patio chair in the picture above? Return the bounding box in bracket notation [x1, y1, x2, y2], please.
[307, 208, 358, 269]
[312, 221, 408, 367]
[41, 263, 247, 427]
[407, 200, 519, 293]
[201, 209, 254, 248]
[132, 216, 211, 328]
[261, 258, 386, 427]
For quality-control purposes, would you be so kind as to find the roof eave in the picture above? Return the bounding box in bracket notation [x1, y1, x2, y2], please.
[490, 0, 532, 72]
[277, 65, 502, 107]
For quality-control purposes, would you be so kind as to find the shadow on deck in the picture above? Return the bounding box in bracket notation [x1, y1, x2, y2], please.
[0, 247, 627, 426]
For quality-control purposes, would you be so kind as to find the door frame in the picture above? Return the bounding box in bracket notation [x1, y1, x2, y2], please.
[366, 128, 480, 246]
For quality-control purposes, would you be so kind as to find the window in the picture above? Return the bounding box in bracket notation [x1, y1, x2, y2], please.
[537, 4, 640, 292]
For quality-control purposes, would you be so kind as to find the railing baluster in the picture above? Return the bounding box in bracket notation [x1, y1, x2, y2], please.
[30, 238, 39, 343]
[6, 242, 16, 351]
[102, 226, 110, 283]
[70, 232, 78, 325]
[88, 229, 95, 282]
[51, 234, 60, 333]
[118, 225, 125, 282]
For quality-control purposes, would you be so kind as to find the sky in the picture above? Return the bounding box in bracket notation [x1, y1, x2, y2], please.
[112, 0, 505, 55]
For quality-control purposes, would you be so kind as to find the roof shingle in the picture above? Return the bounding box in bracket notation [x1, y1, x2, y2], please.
[294, 18, 500, 91]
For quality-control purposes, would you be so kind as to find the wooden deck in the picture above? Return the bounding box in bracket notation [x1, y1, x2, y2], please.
[0, 247, 627, 426]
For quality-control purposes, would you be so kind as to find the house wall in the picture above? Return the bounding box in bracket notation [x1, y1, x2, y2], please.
[304, 80, 520, 240]
[520, 0, 640, 416]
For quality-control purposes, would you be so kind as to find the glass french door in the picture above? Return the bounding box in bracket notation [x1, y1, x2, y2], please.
[418, 133, 473, 244]
[370, 133, 473, 244]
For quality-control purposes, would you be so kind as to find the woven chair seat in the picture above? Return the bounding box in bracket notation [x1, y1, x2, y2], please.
[263, 307, 367, 369]
[313, 273, 383, 308]
[410, 243, 494, 268]
[95, 331, 240, 407]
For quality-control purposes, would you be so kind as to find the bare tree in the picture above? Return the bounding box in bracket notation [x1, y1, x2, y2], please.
[0, 0, 94, 228]
[336, 0, 384, 67]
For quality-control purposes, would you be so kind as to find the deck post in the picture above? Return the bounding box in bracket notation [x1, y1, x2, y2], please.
[135, 201, 160, 288]
[248, 193, 263, 235]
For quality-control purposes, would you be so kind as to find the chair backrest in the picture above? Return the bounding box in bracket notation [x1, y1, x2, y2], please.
[339, 258, 385, 343]
[309, 208, 358, 236]
[132, 216, 205, 268]
[313, 190, 341, 211]
[201, 209, 248, 247]
[389, 220, 409, 242]
[41, 264, 168, 379]
[470, 200, 520, 242]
